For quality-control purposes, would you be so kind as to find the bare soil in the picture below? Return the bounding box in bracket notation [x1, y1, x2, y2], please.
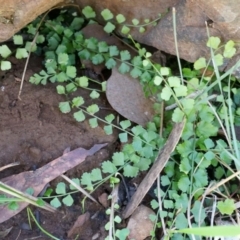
[0, 55, 119, 239]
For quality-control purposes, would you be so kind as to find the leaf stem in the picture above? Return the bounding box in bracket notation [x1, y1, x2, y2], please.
[123, 16, 162, 28]
[27, 208, 60, 240]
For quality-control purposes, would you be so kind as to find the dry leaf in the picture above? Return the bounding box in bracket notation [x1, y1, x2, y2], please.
[82, 24, 154, 126]
[0, 143, 107, 223]
[106, 67, 154, 126]
[67, 212, 90, 238]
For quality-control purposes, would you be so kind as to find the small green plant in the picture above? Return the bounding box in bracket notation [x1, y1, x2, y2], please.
[0, 34, 37, 71]
[0, 45, 12, 70]
[145, 33, 240, 239]
[0, 182, 53, 212]
[2, 5, 240, 240]
[81, 6, 163, 34]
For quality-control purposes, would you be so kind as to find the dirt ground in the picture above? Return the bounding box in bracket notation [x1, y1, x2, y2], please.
[0, 55, 120, 239]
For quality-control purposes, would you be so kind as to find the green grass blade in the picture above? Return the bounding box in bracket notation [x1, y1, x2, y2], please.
[177, 226, 240, 237]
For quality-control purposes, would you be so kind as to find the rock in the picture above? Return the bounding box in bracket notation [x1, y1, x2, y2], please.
[81, 23, 133, 74]
[76, 0, 219, 63]
[139, 0, 221, 62]
[127, 205, 155, 240]
[76, 0, 177, 40]
[98, 192, 109, 208]
[77, 0, 240, 73]
[0, 0, 63, 42]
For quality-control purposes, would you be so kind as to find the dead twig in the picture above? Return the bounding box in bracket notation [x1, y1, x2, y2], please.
[122, 120, 186, 219]
[61, 174, 98, 204]
[18, 3, 81, 100]
[18, 32, 39, 100]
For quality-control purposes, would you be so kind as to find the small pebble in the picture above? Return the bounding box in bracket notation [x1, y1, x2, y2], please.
[21, 222, 31, 230]
[92, 232, 100, 240]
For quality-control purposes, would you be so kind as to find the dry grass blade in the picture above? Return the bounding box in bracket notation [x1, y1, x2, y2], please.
[61, 174, 98, 204]
[0, 162, 19, 172]
[0, 181, 55, 212]
[122, 120, 186, 219]
[205, 170, 240, 196]
[108, 184, 119, 240]
[18, 32, 39, 100]
[0, 226, 13, 238]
